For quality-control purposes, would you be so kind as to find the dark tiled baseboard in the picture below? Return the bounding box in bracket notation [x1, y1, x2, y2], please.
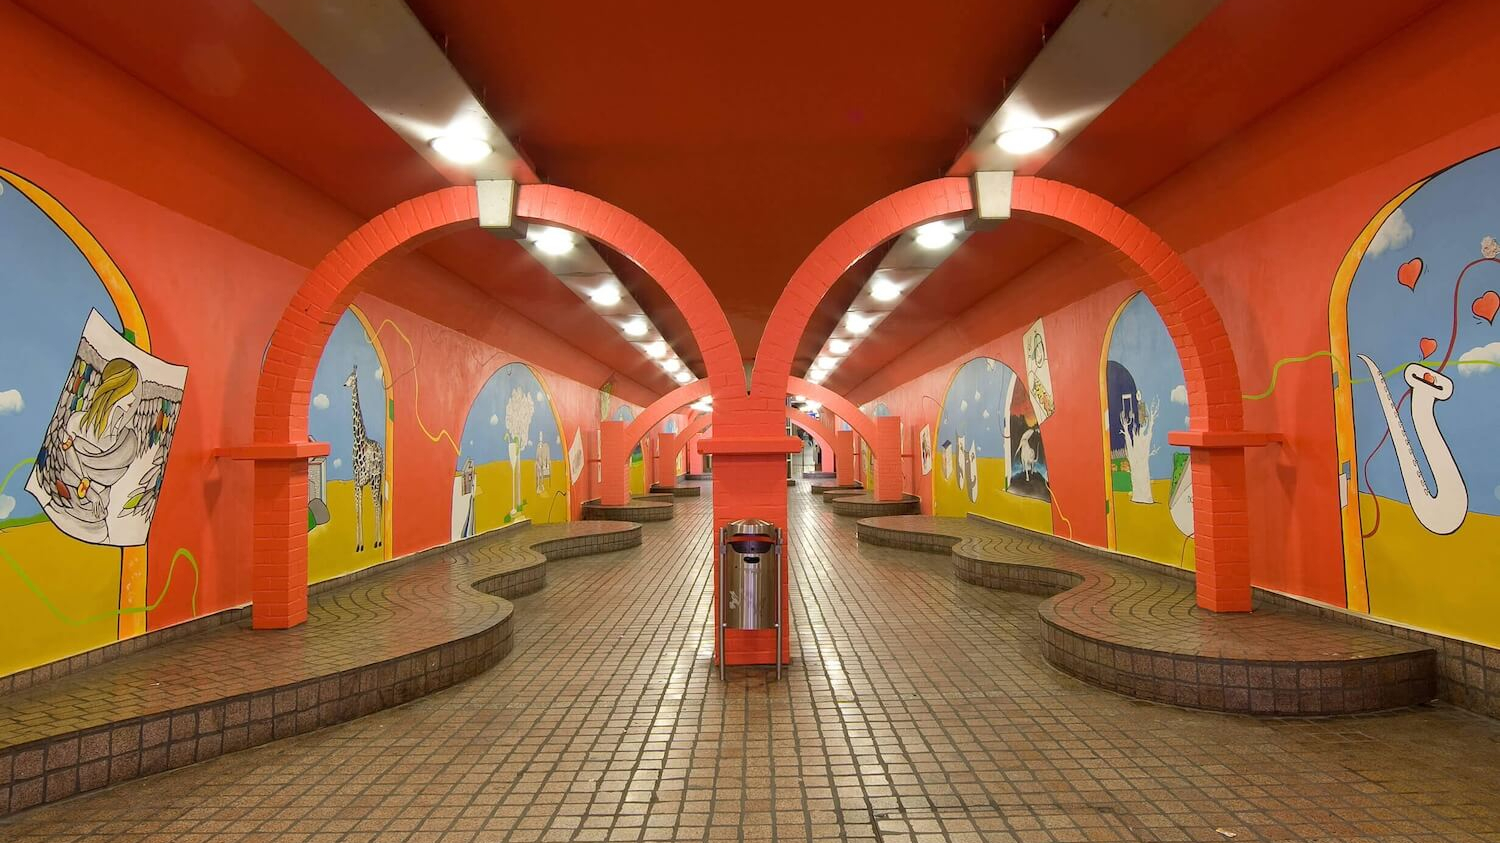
[828, 493, 921, 518]
[650, 484, 703, 497]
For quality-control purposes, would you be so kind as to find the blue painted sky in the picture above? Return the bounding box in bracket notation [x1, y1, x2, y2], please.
[1105, 293, 1189, 479]
[0, 177, 123, 523]
[456, 363, 562, 468]
[309, 311, 386, 483]
[1347, 148, 1500, 515]
[936, 357, 1016, 457]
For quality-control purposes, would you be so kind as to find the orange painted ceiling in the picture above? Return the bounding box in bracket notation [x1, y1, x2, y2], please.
[18, 0, 1444, 399]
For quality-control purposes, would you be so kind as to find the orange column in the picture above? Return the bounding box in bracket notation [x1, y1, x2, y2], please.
[600, 419, 629, 506]
[873, 415, 904, 502]
[834, 429, 855, 486]
[656, 432, 678, 488]
[1192, 446, 1253, 612]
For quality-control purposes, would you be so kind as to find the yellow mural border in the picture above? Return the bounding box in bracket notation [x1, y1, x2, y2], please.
[457, 360, 573, 524]
[0, 169, 152, 638]
[347, 305, 396, 554]
[1097, 294, 1135, 551]
[1328, 180, 1427, 614]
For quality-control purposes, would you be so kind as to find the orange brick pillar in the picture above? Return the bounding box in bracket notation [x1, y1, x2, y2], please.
[1191, 446, 1253, 612]
[656, 432, 678, 488]
[834, 429, 855, 486]
[873, 415, 904, 502]
[600, 419, 630, 506]
[251, 460, 309, 628]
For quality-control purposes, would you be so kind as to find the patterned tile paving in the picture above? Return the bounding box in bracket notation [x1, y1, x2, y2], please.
[3, 486, 1500, 841]
[857, 517, 1435, 716]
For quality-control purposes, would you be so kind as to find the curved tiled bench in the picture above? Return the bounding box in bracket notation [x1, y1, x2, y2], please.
[801, 471, 836, 480]
[650, 484, 703, 497]
[0, 520, 640, 817]
[828, 492, 921, 518]
[581, 497, 674, 522]
[810, 483, 862, 499]
[857, 515, 1437, 717]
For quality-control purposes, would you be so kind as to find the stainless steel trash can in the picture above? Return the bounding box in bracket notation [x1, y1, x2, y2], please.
[718, 519, 783, 679]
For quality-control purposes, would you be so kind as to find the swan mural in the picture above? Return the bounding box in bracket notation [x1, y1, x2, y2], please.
[933, 357, 1052, 533]
[1332, 146, 1500, 648]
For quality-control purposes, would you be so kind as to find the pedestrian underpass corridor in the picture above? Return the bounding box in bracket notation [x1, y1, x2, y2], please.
[5, 484, 1499, 843]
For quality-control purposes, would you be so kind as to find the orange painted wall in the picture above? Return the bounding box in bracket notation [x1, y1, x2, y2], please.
[0, 5, 661, 670]
[855, 0, 1500, 611]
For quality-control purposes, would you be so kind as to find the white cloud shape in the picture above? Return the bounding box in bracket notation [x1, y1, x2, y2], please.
[1494, 484, 1500, 503]
[0, 494, 14, 519]
[1457, 342, 1500, 375]
[1368, 208, 1413, 256]
[0, 389, 23, 415]
[489, 413, 500, 425]
[535, 390, 546, 403]
[1170, 384, 1188, 405]
[960, 400, 968, 412]
[312, 393, 330, 410]
[332, 458, 343, 469]
[374, 366, 383, 383]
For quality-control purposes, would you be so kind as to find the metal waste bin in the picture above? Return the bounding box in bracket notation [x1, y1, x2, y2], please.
[718, 519, 783, 679]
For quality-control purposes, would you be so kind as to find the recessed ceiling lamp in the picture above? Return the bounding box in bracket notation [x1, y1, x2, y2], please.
[808, 370, 828, 384]
[690, 400, 712, 413]
[645, 340, 667, 358]
[829, 339, 851, 354]
[914, 221, 955, 250]
[870, 278, 902, 302]
[804, 400, 822, 412]
[815, 356, 837, 370]
[429, 134, 492, 164]
[662, 358, 682, 373]
[673, 371, 693, 384]
[623, 318, 648, 338]
[529, 226, 575, 256]
[995, 125, 1058, 155]
[590, 284, 622, 307]
[845, 313, 873, 335]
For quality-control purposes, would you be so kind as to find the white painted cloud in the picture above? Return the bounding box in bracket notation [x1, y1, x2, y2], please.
[312, 393, 330, 410]
[982, 409, 991, 419]
[332, 458, 343, 469]
[1368, 208, 1412, 256]
[960, 400, 968, 412]
[1494, 484, 1500, 503]
[535, 390, 546, 403]
[489, 413, 500, 425]
[0, 494, 14, 519]
[1170, 384, 1188, 405]
[374, 366, 383, 383]
[0, 389, 23, 415]
[1457, 342, 1500, 375]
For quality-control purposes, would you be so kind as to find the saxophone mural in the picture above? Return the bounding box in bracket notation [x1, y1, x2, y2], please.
[1332, 146, 1500, 648]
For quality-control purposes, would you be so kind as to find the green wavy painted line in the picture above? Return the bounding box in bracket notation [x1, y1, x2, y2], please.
[1243, 351, 1500, 400]
[0, 457, 199, 624]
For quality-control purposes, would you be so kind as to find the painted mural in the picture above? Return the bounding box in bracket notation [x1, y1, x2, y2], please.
[452, 362, 568, 538]
[613, 404, 646, 496]
[933, 358, 1052, 533]
[1333, 147, 1500, 647]
[307, 307, 393, 584]
[1102, 293, 1194, 569]
[0, 169, 197, 677]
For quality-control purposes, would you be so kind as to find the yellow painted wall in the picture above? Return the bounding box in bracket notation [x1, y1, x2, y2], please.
[0, 522, 122, 676]
[1110, 480, 1194, 570]
[933, 457, 1053, 535]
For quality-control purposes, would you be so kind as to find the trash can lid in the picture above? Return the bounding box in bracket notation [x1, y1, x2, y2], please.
[723, 518, 778, 538]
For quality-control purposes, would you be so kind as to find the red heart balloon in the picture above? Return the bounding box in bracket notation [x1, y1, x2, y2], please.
[1419, 337, 1438, 358]
[1475, 290, 1500, 324]
[1397, 257, 1423, 290]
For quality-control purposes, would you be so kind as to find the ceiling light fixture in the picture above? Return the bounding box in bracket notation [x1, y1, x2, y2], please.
[623, 318, 648, 338]
[662, 358, 682, 374]
[815, 356, 837, 370]
[589, 284, 622, 307]
[808, 370, 828, 384]
[645, 340, 667, 358]
[804, 400, 822, 412]
[429, 134, 492, 164]
[870, 278, 902, 302]
[829, 339, 851, 354]
[914, 221, 956, 250]
[995, 125, 1058, 155]
[845, 313, 873, 335]
[673, 371, 693, 384]
[529, 226, 575, 256]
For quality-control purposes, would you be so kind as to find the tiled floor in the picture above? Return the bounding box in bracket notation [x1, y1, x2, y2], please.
[5, 485, 1500, 842]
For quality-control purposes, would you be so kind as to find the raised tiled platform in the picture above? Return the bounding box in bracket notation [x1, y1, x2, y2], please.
[0, 519, 640, 817]
[682, 472, 712, 481]
[650, 483, 703, 497]
[809, 482, 862, 497]
[801, 470, 836, 479]
[828, 492, 921, 517]
[581, 496, 674, 521]
[857, 515, 1437, 716]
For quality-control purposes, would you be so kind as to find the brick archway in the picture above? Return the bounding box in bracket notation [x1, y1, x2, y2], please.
[246, 185, 739, 628]
[756, 176, 1255, 612]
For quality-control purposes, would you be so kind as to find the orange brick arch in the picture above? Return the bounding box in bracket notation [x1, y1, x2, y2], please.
[666, 410, 833, 474]
[248, 184, 741, 628]
[755, 176, 1253, 612]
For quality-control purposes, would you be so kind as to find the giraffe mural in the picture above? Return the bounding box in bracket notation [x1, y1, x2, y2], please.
[342, 365, 385, 553]
[307, 307, 393, 583]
